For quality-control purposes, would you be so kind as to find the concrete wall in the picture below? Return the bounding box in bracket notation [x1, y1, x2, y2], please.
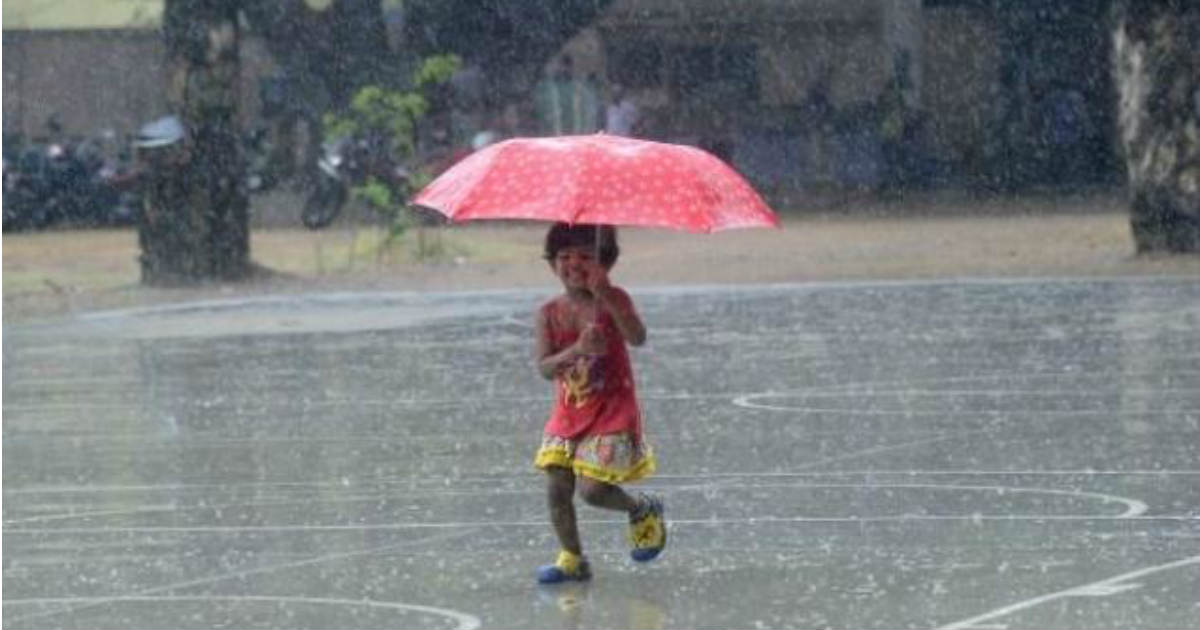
[3, 29, 276, 140]
[3, 30, 165, 139]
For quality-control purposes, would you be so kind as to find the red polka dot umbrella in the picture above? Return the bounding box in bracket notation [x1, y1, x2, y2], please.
[412, 134, 779, 233]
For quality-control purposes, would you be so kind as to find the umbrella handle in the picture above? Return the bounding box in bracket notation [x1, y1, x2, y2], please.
[591, 226, 606, 326]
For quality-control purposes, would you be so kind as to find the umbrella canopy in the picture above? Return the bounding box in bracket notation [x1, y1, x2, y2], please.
[412, 134, 779, 233]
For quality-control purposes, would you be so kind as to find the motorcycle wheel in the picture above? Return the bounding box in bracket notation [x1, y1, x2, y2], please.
[301, 176, 347, 229]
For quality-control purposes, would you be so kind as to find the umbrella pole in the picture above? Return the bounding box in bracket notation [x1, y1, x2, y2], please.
[592, 226, 601, 325]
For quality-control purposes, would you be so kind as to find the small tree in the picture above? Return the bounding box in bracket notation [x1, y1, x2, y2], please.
[323, 55, 460, 259]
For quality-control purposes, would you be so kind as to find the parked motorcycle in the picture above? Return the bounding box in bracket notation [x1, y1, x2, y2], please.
[2, 146, 52, 230]
[301, 135, 412, 229]
[2, 135, 139, 231]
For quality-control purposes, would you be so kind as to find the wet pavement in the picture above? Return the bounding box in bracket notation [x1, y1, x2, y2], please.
[4, 277, 1199, 629]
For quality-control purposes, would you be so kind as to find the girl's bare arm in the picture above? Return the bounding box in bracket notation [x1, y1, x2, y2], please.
[593, 286, 646, 346]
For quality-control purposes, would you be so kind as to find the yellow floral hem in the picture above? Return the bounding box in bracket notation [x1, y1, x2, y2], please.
[534, 435, 656, 484]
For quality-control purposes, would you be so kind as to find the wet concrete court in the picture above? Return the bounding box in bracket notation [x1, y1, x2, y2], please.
[4, 276, 1199, 629]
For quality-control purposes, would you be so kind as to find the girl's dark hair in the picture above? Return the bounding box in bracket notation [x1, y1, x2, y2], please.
[543, 222, 620, 268]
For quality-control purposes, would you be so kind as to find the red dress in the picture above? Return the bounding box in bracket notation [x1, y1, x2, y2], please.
[534, 299, 654, 483]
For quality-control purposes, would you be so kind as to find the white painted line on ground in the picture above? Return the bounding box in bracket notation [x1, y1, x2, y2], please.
[3, 491, 389, 525]
[663, 482, 1148, 518]
[653, 469, 1200, 478]
[747, 388, 1200, 397]
[4, 527, 482, 627]
[25, 276, 1155, 325]
[733, 370, 1200, 392]
[936, 555, 1200, 630]
[4, 480, 1146, 527]
[4, 596, 481, 630]
[9, 469, 1197, 497]
[731, 393, 1197, 416]
[6, 515, 1197, 537]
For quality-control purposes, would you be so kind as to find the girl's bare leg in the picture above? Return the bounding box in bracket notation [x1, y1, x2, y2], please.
[546, 466, 582, 555]
[577, 478, 639, 513]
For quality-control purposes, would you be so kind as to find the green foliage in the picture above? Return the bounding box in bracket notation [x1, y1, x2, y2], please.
[412, 54, 462, 89]
[352, 176, 410, 244]
[322, 55, 460, 159]
[323, 87, 425, 158]
[322, 54, 460, 260]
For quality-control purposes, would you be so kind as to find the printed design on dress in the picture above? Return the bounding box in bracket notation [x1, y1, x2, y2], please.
[575, 435, 638, 469]
[561, 355, 605, 408]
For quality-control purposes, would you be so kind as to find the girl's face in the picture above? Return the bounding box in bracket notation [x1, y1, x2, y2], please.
[551, 245, 599, 291]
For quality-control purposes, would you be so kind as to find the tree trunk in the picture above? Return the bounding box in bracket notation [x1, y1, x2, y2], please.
[1112, 0, 1200, 253]
[139, 0, 250, 285]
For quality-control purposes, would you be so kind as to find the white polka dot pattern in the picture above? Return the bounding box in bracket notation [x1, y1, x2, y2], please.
[411, 134, 780, 233]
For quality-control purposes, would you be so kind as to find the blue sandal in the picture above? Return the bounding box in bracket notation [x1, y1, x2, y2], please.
[537, 550, 593, 584]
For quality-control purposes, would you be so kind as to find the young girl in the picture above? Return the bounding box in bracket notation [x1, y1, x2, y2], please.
[533, 222, 666, 584]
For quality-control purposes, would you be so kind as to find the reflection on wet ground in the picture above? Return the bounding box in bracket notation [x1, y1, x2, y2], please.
[4, 278, 1199, 629]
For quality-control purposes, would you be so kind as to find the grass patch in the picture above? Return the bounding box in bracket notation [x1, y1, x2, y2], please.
[3, 224, 541, 297]
[2, 268, 139, 294]
[3, 229, 141, 294]
[255, 225, 535, 276]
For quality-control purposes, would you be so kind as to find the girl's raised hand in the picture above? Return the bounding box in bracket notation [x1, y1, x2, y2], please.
[577, 323, 607, 356]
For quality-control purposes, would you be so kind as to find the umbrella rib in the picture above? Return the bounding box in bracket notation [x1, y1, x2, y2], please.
[671, 147, 724, 233]
[569, 138, 597, 225]
[453, 141, 521, 221]
[676, 147, 776, 232]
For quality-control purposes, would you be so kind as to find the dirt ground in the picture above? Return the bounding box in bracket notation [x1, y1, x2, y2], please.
[4, 191, 1198, 324]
